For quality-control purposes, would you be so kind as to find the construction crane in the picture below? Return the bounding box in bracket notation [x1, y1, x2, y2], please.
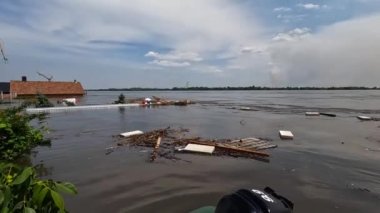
[37, 71, 53, 81]
[0, 40, 8, 63]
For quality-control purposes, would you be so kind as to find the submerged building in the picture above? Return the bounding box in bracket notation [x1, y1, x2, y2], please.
[0, 82, 10, 94]
[1, 77, 85, 98]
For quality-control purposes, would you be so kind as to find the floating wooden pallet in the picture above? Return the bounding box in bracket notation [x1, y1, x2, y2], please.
[220, 137, 277, 151]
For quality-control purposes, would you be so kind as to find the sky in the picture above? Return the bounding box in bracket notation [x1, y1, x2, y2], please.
[1, 0, 380, 88]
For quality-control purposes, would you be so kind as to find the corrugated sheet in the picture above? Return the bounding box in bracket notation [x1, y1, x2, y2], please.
[10, 81, 84, 96]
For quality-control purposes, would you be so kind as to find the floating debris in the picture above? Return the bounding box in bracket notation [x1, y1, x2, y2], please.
[239, 107, 258, 111]
[225, 138, 277, 150]
[120, 130, 144, 137]
[177, 143, 215, 154]
[357, 116, 372, 121]
[150, 136, 162, 162]
[116, 128, 273, 162]
[128, 96, 194, 106]
[305, 112, 320, 116]
[240, 107, 252, 111]
[365, 148, 380, 152]
[279, 130, 294, 140]
[320, 113, 337, 117]
[62, 98, 76, 106]
[105, 147, 116, 155]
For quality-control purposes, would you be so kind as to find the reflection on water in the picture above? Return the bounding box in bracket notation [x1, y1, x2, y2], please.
[31, 91, 380, 213]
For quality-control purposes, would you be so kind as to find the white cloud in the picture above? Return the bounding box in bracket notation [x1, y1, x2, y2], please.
[297, 3, 320, 10]
[1, 0, 265, 85]
[272, 28, 311, 42]
[145, 51, 203, 62]
[149, 60, 190, 67]
[269, 14, 380, 86]
[276, 14, 307, 23]
[240, 46, 265, 54]
[273, 7, 292, 12]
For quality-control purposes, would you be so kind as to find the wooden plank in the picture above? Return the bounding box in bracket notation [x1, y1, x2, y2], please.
[216, 144, 270, 157]
[256, 144, 277, 150]
[231, 137, 261, 143]
[150, 136, 162, 162]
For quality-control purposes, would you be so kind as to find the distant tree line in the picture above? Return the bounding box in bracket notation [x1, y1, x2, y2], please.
[88, 85, 380, 91]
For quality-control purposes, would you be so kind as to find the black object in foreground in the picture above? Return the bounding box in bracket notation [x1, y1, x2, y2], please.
[320, 112, 337, 117]
[215, 187, 293, 213]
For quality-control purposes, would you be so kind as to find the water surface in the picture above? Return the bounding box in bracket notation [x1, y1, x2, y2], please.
[31, 90, 380, 212]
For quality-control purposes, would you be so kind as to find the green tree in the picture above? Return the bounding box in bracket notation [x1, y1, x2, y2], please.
[0, 105, 50, 161]
[35, 94, 54, 108]
[114, 93, 126, 104]
[0, 163, 77, 212]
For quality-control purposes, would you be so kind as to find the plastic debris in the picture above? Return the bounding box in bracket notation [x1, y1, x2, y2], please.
[240, 107, 252, 111]
[120, 130, 144, 137]
[279, 130, 294, 140]
[305, 112, 320, 116]
[116, 128, 273, 162]
[357, 116, 371, 121]
[178, 143, 215, 154]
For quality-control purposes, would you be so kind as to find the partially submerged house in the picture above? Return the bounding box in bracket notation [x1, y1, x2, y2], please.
[0, 82, 10, 94]
[8, 77, 85, 97]
[0, 82, 10, 99]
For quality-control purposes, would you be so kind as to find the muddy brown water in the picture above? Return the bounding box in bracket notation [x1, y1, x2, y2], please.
[30, 91, 380, 212]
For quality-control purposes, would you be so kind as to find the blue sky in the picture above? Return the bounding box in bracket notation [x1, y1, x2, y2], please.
[1, 0, 380, 88]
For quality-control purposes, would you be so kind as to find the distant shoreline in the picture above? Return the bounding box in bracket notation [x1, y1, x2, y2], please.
[87, 86, 380, 91]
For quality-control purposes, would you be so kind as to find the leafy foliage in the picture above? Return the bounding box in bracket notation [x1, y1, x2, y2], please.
[114, 93, 126, 104]
[35, 94, 54, 108]
[0, 105, 50, 161]
[0, 163, 77, 212]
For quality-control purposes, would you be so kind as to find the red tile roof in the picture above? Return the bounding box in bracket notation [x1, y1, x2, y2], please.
[10, 81, 85, 96]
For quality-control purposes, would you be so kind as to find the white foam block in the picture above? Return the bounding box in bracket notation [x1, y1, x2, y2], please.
[305, 112, 320, 116]
[184, 144, 215, 154]
[279, 130, 294, 140]
[357, 116, 371, 121]
[120, 130, 144, 137]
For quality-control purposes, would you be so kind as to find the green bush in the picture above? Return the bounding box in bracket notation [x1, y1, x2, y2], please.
[0, 105, 50, 161]
[35, 94, 54, 108]
[0, 163, 77, 213]
[114, 93, 126, 104]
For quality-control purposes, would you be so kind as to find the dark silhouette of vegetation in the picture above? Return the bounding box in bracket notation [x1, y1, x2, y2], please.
[114, 93, 126, 104]
[35, 94, 54, 108]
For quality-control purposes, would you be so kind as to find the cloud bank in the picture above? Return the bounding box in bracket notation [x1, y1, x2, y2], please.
[269, 14, 380, 86]
[0, 0, 380, 88]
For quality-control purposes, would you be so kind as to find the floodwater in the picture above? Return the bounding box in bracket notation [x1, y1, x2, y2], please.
[31, 90, 380, 213]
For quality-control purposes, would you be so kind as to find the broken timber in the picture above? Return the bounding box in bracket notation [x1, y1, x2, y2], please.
[188, 141, 270, 158]
[150, 136, 162, 162]
[116, 128, 273, 162]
